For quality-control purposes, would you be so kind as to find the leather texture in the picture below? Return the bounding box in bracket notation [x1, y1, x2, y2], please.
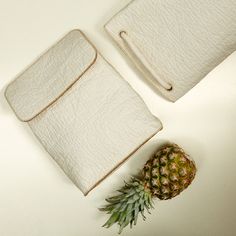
[5, 30, 96, 121]
[5, 30, 162, 195]
[105, 0, 236, 101]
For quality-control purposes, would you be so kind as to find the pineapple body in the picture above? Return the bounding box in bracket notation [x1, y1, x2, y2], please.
[143, 144, 196, 200]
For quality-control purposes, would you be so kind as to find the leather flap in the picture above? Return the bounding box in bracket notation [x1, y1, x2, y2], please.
[5, 29, 97, 122]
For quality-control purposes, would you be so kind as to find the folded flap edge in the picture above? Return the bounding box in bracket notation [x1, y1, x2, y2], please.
[5, 29, 97, 122]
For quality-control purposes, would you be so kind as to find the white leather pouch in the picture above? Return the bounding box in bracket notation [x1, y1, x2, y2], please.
[5, 30, 162, 195]
[105, 0, 236, 101]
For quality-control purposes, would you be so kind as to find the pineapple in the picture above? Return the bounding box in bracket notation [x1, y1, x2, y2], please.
[100, 143, 196, 234]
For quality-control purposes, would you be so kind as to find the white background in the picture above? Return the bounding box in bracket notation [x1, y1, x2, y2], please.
[0, 0, 236, 235]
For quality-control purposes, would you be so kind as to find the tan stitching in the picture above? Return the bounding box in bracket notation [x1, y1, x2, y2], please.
[26, 30, 98, 122]
[5, 30, 98, 122]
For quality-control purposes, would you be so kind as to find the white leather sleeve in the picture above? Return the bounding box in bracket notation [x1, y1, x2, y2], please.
[5, 30, 162, 195]
[105, 0, 236, 101]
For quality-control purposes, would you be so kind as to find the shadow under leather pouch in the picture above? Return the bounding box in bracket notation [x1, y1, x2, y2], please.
[105, 0, 236, 102]
[5, 30, 162, 195]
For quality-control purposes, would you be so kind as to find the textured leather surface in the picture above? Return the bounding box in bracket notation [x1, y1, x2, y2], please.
[5, 30, 96, 121]
[5, 30, 162, 195]
[105, 0, 236, 101]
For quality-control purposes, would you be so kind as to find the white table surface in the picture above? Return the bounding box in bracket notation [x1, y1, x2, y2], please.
[0, 0, 236, 235]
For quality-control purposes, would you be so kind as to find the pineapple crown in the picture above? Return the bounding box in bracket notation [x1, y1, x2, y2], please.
[100, 178, 152, 234]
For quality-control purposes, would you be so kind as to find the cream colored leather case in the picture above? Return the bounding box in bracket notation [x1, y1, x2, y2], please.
[5, 30, 162, 195]
[105, 0, 236, 101]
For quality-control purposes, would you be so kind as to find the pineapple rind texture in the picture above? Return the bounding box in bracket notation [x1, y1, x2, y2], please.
[143, 143, 196, 200]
